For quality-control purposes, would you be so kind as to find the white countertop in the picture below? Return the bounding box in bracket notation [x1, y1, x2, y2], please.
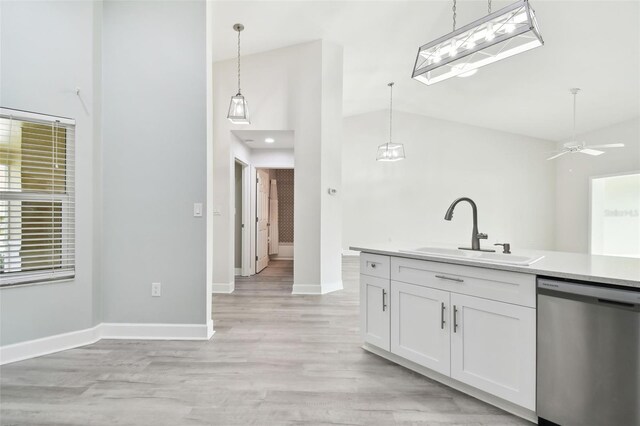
[349, 243, 640, 289]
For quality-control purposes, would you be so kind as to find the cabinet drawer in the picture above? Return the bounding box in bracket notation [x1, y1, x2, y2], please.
[360, 253, 390, 279]
[391, 257, 535, 308]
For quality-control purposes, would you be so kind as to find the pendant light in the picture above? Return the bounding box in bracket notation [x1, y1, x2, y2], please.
[376, 82, 405, 162]
[412, 0, 543, 86]
[227, 23, 250, 124]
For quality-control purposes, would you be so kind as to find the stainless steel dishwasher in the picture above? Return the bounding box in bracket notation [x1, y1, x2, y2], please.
[537, 278, 640, 426]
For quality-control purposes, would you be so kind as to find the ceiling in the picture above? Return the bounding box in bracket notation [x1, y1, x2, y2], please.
[232, 130, 295, 149]
[212, 1, 640, 142]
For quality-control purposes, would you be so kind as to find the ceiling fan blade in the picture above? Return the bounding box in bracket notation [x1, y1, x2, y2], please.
[581, 148, 604, 156]
[586, 143, 625, 149]
[547, 151, 569, 160]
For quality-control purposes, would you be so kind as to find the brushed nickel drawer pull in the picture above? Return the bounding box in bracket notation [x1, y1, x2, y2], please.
[435, 274, 464, 283]
[370, 263, 377, 269]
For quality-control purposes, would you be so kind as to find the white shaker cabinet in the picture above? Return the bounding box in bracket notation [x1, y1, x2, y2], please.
[359, 253, 537, 415]
[360, 274, 390, 351]
[450, 293, 536, 410]
[390, 281, 451, 376]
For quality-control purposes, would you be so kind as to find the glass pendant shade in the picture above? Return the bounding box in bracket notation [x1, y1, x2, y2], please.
[376, 142, 406, 162]
[227, 93, 250, 124]
[412, 0, 543, 86]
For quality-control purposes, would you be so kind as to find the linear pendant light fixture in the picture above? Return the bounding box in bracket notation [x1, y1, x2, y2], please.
[412, 0, 543, 86]
[376, 82, 405, 162]
[227, 23, 250, 124]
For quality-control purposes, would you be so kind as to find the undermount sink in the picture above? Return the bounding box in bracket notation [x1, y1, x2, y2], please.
[399, 246, 544, 266]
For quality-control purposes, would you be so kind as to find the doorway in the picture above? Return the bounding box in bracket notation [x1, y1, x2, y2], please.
[255, 168, 295, 275]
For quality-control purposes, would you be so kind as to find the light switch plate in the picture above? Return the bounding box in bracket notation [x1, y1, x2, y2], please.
[193, 203, 203, 217]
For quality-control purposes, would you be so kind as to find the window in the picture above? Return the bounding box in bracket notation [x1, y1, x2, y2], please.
[590, 172, 640, 258]
[0, 108, 75, 287]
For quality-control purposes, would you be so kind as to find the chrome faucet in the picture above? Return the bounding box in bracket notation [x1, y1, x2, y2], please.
[444, 197, 495, 252]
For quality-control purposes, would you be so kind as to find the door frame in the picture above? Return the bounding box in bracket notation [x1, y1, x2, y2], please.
[249, 165, 294, 275]
[234, 158, 251, 277]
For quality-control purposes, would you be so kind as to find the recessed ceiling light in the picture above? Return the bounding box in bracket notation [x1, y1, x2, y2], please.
[265, 137, 275, 143]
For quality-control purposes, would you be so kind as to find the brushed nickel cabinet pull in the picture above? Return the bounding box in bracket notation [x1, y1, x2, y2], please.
[453, 305, 458, 333]
[435, 274, 464, 283]
[382, 289, 387, 311]
[441, 302, 446, 329]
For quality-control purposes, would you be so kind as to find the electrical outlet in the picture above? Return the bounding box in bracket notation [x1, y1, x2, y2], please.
[151, 282, 161, 297]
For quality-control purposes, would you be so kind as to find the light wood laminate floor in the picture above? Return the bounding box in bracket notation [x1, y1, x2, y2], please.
[0, 259, 529, 425]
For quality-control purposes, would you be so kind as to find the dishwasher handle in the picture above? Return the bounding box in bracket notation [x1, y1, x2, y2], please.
[538, 278, 640, 306]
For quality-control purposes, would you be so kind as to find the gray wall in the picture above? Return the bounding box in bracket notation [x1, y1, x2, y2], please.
[0, 1, 102, 345]
[101, 0, 207, 324]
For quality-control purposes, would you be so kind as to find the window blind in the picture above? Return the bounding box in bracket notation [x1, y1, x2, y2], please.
[0, 108, 75, 287]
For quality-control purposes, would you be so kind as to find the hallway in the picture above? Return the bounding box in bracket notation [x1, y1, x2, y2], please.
[0, 258, 526, 425]
[235, 259, 294, 293]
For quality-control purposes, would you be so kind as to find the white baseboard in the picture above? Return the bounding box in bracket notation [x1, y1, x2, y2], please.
[207, 319, 215, 340]
[0, 324, 101, 366]
[212, 281, 234, 294]
[342, 249, 360, 257]
[1, 322, 214, 366]
[100, 322, 211, 340]
[291, 280, 343, 295]
[321, 280, 343, 294]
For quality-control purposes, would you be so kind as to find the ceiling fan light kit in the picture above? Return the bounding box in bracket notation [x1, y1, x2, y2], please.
[227, 23, 250, 124]
[412, 0, 543, 86]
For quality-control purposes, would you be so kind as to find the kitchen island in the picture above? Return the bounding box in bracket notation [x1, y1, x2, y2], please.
[350, 244, 640, 423]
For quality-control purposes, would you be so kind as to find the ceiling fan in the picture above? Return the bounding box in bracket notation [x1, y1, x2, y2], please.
[547, 88, 625, 161]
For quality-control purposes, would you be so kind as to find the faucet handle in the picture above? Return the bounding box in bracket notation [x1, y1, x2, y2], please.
[494, 243, 511, 254]
[477, 233, 488, 240]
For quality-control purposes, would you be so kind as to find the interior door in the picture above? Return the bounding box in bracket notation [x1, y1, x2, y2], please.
[391, 281, 451, 375]
[450, 293, 536, 410]
[256, 169, 270, 273]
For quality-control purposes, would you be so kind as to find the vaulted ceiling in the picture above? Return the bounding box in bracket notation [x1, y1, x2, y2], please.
[212, 1, 639, 142]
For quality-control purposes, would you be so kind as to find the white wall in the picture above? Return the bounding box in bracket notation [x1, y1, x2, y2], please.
[342, 110, 557, 253]
[251, 149, 295, 168]
[555, 118, 640, 253]
[213, 40, 343, 294]
[101, 1, 207, 325]
[0, 0, 102, 345]
[319, 42, 343, 291]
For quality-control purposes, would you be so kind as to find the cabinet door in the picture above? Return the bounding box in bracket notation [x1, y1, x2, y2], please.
[391, 281, 450, 375]
[450, 293, 536, 410]
[360, 275, 390, 351]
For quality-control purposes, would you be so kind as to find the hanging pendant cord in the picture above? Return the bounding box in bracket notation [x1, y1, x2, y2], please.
[572, 91, 577, 142]
[388, 82, 394, 147]
[488, 0, 492, 14]
[237, 29, 242, 95]
[452, 0, 457, 31]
